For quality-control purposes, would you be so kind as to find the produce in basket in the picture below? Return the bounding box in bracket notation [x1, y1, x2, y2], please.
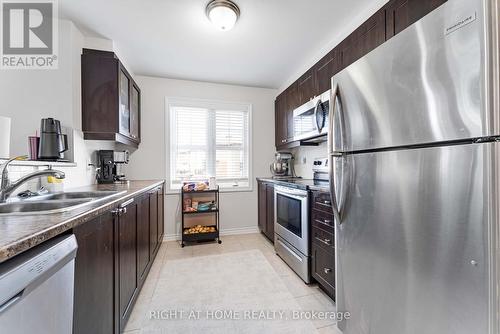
[184, 225, 216, 234]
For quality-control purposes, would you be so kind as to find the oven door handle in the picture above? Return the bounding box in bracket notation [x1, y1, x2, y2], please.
[276, 192, 307, 202]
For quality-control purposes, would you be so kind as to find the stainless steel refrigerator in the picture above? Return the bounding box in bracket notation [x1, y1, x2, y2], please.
[328, 0, 499, 333]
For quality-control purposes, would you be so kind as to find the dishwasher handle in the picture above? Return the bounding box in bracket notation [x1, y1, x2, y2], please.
[0, 291, 23, 315]
[0, 234, 77, 312]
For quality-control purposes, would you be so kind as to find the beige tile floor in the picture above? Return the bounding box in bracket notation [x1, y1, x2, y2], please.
[124, 233, 342, 334]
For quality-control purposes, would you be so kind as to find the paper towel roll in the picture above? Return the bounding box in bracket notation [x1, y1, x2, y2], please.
[0, 116, 11, 158]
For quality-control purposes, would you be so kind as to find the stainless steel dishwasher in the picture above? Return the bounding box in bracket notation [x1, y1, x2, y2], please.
[0, 234, 78, 334]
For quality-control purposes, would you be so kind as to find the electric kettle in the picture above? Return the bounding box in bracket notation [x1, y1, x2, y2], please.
[38, 118, 68, 161]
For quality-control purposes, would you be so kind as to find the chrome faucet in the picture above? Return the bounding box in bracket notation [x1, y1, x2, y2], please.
[0, 156, 65, 203]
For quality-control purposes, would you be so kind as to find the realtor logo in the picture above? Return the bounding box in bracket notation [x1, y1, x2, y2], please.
[1, 0, 58, 69]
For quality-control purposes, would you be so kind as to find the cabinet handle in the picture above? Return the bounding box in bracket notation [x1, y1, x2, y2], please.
[120, 207, 127, 215]
[281, 139, 286, 143]
[324, 268, 332, 274]
[111, 208, 120, 216]
[315, 219, 333, 227]
[315, 237, 332, 246]
[120, 198, 134, 208]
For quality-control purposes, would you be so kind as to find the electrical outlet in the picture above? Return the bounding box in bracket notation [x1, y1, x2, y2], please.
[86, 158, 93, 170]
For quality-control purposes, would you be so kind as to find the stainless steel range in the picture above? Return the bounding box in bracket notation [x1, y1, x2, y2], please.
[274, 158, 329, 283]
[274, 185, 310, 283]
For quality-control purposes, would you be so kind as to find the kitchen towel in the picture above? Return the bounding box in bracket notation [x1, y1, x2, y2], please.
[0, 116, 11, 158]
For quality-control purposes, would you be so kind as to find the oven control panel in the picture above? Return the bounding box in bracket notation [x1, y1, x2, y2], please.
[312, 158, 329, 173]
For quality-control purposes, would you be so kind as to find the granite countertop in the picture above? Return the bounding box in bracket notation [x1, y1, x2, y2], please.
[0, 180, 164, 264]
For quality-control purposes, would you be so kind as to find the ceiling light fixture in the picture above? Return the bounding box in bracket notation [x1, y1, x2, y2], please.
[206, 0, 240, 31]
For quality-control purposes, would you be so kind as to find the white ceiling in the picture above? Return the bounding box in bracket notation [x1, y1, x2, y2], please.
[60, 0, 384, 89]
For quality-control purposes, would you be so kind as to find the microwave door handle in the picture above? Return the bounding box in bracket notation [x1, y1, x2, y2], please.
[314, 99, 323, 133]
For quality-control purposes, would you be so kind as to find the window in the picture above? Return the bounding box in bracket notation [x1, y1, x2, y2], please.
[167, 98, 251, 192]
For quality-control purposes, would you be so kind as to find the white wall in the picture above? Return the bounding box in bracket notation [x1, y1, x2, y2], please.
[291, 142, 328, 180]
[277, 0, 388, 94]
[125, 76, 277, 238]
[0, 19, 117, 189]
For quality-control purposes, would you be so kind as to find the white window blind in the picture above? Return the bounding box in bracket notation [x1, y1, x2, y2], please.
[168, 99, 251, 191]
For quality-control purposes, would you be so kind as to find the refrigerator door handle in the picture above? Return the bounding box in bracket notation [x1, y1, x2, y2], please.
[330, 154, 351, 225]
[328, 82, 346, 154]
[329, 154, 342, 224]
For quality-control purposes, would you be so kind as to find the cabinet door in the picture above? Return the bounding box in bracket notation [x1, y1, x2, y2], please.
[130, 84, 140, 142]
[149, 190, 159, 257]
[315, 49, 340, 94]
[118, 203, 138, 330]
[157, 186, 164, 243]
[275, 94, 288, 148]
[258, 181, 267, 232]
[73, 213, 115, 334]
[137, 195, 150, 282]
[386, 0, 447, 39]
[285, 83, 299, 142]
[119, 67, 131, 137]
[340, 8, 386, 69]
[297, 69, 316, 105]
[265, 183, 275, 241]
[81, 53, 119, 135]
[311, 244, 335, 298]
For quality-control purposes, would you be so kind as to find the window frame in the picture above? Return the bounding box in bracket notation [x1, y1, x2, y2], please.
[165, 97, 253, 194]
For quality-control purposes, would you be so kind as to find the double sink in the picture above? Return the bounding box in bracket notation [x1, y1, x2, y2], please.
[0, 191, 126, 215]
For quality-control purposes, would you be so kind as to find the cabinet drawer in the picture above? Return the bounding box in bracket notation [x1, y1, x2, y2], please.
[312, 190, 333, 214]
[311, 209, 334, 234]
[311, 244, 335, 297]
[312, 225, 334, 253]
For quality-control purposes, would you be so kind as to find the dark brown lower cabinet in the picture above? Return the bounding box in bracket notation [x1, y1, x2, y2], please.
[137, 194, 150, 283]
[311, 243, 335, 299]
[117, 201, 138, 331]
[157, 185, 164, 244]
[73, 212, 115, 334]
[73, 182, 165, 334]
[257, 181, 275, 242]
[149, 189, 159, 256]
[310, 190, 335, 300]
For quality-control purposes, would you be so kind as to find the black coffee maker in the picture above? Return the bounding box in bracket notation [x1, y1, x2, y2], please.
[96, 150, 129, 184]
[38, 118, 68, 161]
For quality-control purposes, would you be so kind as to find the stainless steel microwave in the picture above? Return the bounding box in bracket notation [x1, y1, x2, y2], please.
[292, 90, 330, 142]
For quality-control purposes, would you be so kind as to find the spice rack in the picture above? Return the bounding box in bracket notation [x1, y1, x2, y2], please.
[181, 186, 221, 247]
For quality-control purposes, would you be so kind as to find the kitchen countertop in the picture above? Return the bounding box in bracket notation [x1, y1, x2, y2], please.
[0, 180, 164, 264]
[256, 177, 330, 191]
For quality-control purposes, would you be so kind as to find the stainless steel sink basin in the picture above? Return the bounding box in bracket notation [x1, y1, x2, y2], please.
[0, 190, 125, 216]
[0, 199, 91, 215]
[26, 191, 123, 201]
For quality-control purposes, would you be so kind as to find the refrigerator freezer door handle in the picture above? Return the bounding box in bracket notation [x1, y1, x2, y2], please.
[328, 83, 346, 154]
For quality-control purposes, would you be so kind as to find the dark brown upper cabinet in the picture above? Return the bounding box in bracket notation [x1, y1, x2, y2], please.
[385, 0, 447, 39]
[314, 49, 341, 95]
[274, 0, 447, 150]
[339, 8, 386, 69]
[82, 49, 141, 148]
[285, 81, 299, 141]
[297, 69, 316, 106]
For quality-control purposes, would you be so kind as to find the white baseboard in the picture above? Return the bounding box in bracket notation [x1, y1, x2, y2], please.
[163, 226, 259, 242]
